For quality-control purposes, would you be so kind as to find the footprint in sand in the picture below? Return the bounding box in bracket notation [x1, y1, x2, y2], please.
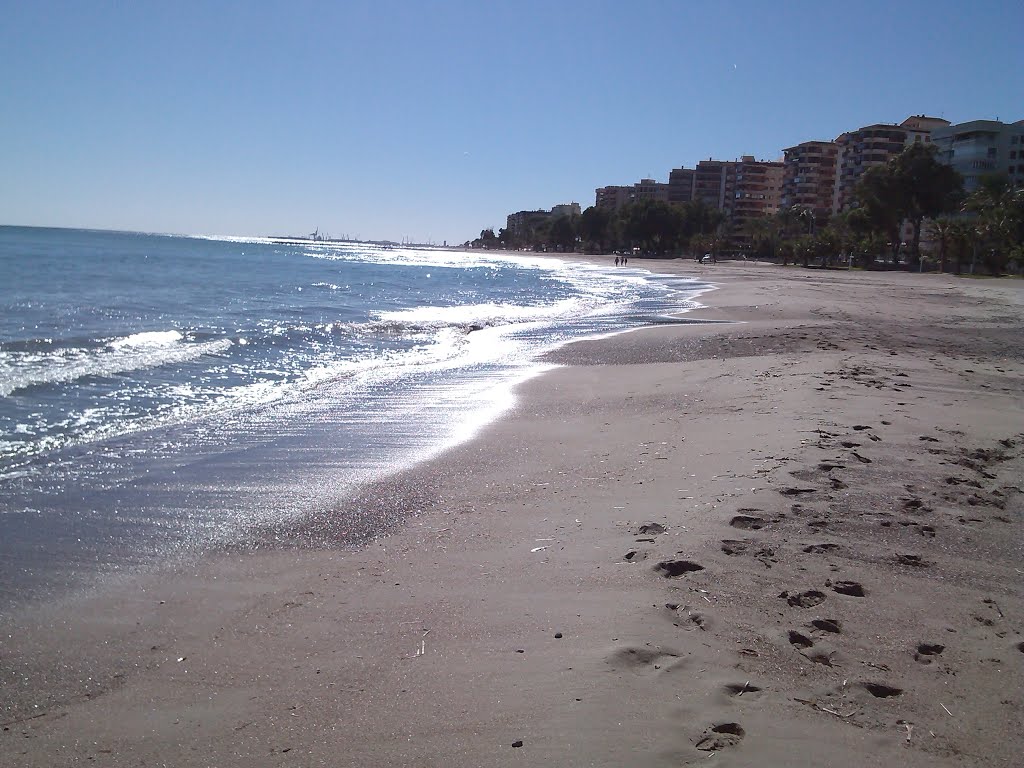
[635, 522, 667, 536]
[860, 682, 903, 699]
[803, 543, 839, 554]
[782, 589, 827, 608]
[788, 630, 814, 649]
[654, 559, 704, 578]
[730, 514, 767, 530]
[914, 643, 945, 664]
[723, 682, 762, 697]
[810, 618, 842, 635]
[663, 603, 709, 631]
[829, 580, 866, 597]
[896, 553, 932, 568]
[607, 646, 679, 671]
[720, 539, 750, 556]
[694, 723, 745, 752]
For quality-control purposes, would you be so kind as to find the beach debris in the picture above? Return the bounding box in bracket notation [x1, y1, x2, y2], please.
[794, 698, 858, 718]
[530, 546, 549, 553]
[511, 740, 524, 748]
[724, 681, 761, 697]
[554, 632, 563, 639]
[940, 703, 954, 716]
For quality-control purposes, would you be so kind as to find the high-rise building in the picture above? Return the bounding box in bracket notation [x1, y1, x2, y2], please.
[550, 202, 582, 218]
[595, 186, 633, 210]
[668, 167, 695, 204]
[931, 119, 1024, 193]
[833, 115, 950, 212]
[506, 209, 551, 239]
[594, 179, 669, 210]
[693, 160, 730, 210]
[781, 141, 839, 219]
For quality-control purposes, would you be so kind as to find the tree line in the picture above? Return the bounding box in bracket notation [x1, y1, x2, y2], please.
[470, 143, 1023, 275]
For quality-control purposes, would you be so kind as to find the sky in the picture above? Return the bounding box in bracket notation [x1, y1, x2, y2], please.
[2, 0, 1022, 245]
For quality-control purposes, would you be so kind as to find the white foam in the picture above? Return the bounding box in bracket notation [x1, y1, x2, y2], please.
[0, 338, 233, 397]
[109, 330, 184, 349]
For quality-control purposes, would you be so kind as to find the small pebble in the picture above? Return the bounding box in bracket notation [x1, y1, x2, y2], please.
[554, 632, 563, 639]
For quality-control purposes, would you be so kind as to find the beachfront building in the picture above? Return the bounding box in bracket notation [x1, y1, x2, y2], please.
[781, 140, 839, 220]
[727, 157, 784, 250]
[595, 185, 632, 210]
[693, 160, 730, 210]
[550, 202, 582, 218]
[931, 119, 1024, 193]
[833, 115, 950, 212]
[594, 179, 670, 210]
[632, 179, 671, 204]
[692, 156, 783, 249]
[668, 167, 696, 204]
[506, 209, 552, 240]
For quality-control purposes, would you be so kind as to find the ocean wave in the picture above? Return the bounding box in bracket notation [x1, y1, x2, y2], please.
[0, 336, 233, 397]
[108, 330, 184, 349]
[371, 298, 588, 334]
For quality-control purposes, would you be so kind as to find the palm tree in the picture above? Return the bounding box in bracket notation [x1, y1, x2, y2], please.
[930, 217, 961, 274]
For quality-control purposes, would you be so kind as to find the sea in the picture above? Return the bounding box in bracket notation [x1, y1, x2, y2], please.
[0, 226, 712, 613]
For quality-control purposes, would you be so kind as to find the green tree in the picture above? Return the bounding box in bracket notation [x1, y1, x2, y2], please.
[579, 206, 613, 253]
[854, 165, 905, 263]
[548, 215, 579, 252]
[889, 142, 964, 264]
[964, 176, 1024, 274]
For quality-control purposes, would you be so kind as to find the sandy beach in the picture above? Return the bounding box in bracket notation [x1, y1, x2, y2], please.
[2, 261, 1023, 767]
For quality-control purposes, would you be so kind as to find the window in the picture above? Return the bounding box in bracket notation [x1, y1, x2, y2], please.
[1012, 151, 1018, 160]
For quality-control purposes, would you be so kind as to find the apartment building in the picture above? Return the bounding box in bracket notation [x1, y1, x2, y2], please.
[833, 115, 950, 211]
[507, 202, 582, 238]
[668, 167, 695, 204]
[550, 202, 582, 218]
[781, 140, 839, 219]
[693, 160, 730, 209]
[595, 186, 632, 210]
[506, 209, 551, 239]
[931, 119, 1024, 193]
[594, 179, 669, 210]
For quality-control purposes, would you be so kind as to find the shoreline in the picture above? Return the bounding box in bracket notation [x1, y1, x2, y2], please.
[2, 262, 1023, 766]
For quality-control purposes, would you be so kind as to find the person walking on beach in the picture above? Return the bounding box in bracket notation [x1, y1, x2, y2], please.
[614, 256, 620, 266]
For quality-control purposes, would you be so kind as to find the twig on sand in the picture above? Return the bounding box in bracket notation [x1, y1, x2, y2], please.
[940, 703, 954, 716]
[0, 710, 48, 728]
[794, 698, 858, 718]
[738, 681, 750, 696]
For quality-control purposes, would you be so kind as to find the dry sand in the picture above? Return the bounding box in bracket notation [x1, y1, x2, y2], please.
[2, 262, 1023, 767]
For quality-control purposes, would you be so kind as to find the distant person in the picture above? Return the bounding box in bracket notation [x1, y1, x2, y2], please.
[622, 255, 628, 265]
[614, 256, 620, 266]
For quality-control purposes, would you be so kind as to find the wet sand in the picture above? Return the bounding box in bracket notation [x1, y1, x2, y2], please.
[2, 261, 1023, 766]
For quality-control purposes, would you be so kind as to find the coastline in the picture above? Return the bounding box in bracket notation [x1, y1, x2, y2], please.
[2, 261, 1023, 766]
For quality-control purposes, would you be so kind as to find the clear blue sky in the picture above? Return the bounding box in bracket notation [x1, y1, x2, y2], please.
[2, 0, 1021, 244]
